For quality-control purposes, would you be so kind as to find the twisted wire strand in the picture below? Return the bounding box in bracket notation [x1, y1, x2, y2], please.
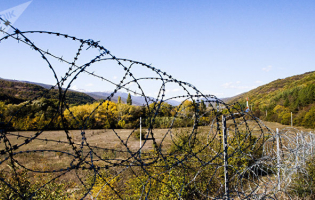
[0, 18, 313, 199]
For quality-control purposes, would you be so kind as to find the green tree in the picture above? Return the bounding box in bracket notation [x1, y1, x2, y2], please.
[284, 98, 290, 107]
[127, 93, 132, 105]
[200, 100, 206, 114]
[117, 96, 122, 104]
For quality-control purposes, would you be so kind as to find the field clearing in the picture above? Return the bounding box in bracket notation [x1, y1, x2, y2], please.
[1, 120, 312, 169]
[1, 120, 312, 157]
[0, 121, 313, 199]
[1, 128, 175, 153]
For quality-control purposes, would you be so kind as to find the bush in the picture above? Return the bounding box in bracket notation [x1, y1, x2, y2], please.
[0, 164, 75, 199]
[281, 113, 291, 125]
[290, 156, 315, 198]
[133, 129, 147, 140]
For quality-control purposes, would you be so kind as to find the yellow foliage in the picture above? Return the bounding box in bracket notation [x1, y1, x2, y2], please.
[90, 174, 120, 200]
[273, 105, 289, 119]
[273, 105, 285, 113]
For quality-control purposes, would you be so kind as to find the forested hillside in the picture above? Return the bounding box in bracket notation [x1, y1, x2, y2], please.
[2, 71, 315, 131]
[228, 71, 315, 128]
[0, 79, 95, 105]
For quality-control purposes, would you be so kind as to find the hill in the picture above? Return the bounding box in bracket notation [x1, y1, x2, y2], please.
[0, 77, 181, 106]
[228, 71, 315, 129]
[0, 79, 96, 105]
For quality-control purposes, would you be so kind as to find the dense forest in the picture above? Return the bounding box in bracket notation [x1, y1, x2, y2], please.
[229, 71, 315, 129]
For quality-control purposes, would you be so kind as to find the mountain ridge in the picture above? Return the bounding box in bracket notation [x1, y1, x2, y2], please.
[0, 77, 181, 106]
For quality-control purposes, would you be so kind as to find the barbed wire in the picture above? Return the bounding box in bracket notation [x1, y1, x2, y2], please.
[0, 17, 313, 199]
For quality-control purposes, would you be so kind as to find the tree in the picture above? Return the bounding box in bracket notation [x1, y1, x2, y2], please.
[200, 100, 206, 113]
[284, 97, 290, 107]
[117, 96, 122, 104]
[127, 93, 132, 105]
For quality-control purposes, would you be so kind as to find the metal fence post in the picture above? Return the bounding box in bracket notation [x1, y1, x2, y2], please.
[291, 112, 293, 127]
[311, 132, 313, 155]
[295, 132, 299, 171]
[222, 115, 229, 199]
[140, 117, 142, 158]
[276, 128, 281, 191]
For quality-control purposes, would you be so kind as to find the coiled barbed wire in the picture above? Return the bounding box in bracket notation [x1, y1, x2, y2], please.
[0, 17, 313, 199]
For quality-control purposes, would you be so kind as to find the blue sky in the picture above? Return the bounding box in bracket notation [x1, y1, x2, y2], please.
[1, 0, 315, 99]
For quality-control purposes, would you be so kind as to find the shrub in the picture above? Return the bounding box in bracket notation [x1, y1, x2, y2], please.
[290, 156, 315, 199]
[281, 113, 291, 125]
[0, 164, 75, 199]
[133, 129, 147, 140]
[89, 171, 122, 199]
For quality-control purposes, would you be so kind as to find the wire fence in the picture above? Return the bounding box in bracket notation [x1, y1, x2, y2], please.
[0, 17, 314, 199]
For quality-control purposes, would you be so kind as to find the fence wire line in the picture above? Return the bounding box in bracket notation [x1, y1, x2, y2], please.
[0, 18, 313, 199]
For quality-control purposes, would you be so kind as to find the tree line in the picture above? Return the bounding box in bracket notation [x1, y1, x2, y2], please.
[0, 95, 213, 131]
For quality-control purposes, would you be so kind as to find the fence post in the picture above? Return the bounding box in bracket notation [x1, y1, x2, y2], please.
[302, 134, 305, 166]
[140, 117, 142, 158]
[295, 132, 299, 170]
[222, 115, 229, 199]
[276, 128, 281, 191]
[291, 112, 293, 127]
[311, 132, 313, 155]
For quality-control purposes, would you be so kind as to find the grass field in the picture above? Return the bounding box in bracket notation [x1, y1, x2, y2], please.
[1, 120, 312, 170]
[0, 120, 313, 199]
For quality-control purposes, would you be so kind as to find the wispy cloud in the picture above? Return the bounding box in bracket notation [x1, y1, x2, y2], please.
[86, 83, 93, 87]
[262, 65, 272, 72]
[255, 80, 263, 84]
[213, 92, 224, 97]
[71, 85, 78, 90]
[222, 82, 255, 90]
[113, 76, 117, 80]
[222, 82, 233, 88]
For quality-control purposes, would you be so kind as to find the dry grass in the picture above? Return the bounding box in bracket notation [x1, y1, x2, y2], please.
[1, 121, 311, 172]
[0, 121, 312, 198]
[0, 128, 181, 173]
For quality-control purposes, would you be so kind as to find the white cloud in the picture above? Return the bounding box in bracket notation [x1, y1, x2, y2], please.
[222, 82, 255, 90]
[202, 90, 210, 93]
[172, 88, 180, 92]
[86, 83, 93, 87]
[70, 85, 89, 92]
[236, 81, 241, 84]
[165, 89, 171, 94]
[213, 92, 224, 97]
[222, 82, 233, 88]
[255, 80, 263, 84]
[113, 76, 117, 80]
[71, 85, 78, 90]
[262, 65, 272, 72]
